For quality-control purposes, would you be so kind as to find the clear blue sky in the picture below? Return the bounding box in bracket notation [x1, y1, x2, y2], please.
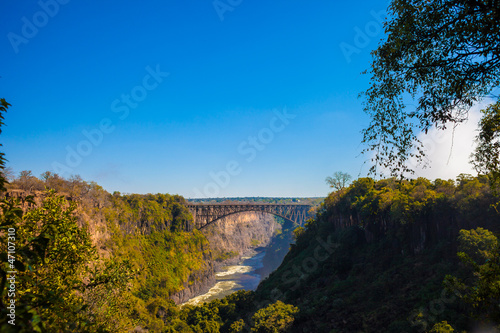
[2, 0, 394, 197]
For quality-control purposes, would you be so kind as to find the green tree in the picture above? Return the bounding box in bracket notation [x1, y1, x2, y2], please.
[229, 319, 246, 332]
[325, 171, 352, 191]
[0, 191, 132, 332]
[445, 228, 500, 326]
[361, 0, 500, 177]
[457, 227, 498, 265]
[181, 302, 222, 333]
[251, 301, 299, 333]
[428, 321, 455, 333]
[472, 100, 500, 187]
[0, 191, 135, 332]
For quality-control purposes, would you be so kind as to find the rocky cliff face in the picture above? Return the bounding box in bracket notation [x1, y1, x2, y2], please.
[201, 212, 280, 265]
[4, 189, 112, 255]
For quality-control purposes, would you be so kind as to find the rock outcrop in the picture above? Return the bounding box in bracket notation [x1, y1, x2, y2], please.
[202, 212, 280, 265]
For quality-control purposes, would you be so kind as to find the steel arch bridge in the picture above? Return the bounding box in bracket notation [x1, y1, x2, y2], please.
[186, 203, 312, 229]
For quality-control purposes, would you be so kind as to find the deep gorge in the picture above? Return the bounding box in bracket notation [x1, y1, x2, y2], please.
[171, 211, 288, 304]
[5, 188, 295, 308]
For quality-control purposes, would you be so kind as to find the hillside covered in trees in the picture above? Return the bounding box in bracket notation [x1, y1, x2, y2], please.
[255, 176, 500, 332]
[0, 172, 213, 332]
[183, 175, 500, 332]
[3, 170, 498, 332]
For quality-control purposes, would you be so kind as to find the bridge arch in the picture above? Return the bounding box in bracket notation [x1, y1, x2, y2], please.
[197, 210, 296, 229]
[186, 203, 312, 230]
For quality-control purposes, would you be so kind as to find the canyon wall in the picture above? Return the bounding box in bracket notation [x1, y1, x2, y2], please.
[171, 211, 281, 303]
[202, 212, 281, 263]
[168, 240, 216, 304]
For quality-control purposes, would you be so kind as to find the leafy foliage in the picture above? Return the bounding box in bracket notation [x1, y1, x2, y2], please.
[251, 300, 299, 333]
[0, 191, 134, 332]
[255, 175, 500, 332]
[362, 0, 500, 177]
[445, 228, 500, 326]
[429, 321, 455, 332]
[3, 170, 217, 332]
[472, 100, 500, 188]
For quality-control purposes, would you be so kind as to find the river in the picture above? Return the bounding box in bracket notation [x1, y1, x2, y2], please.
[182, 249, 266, 306]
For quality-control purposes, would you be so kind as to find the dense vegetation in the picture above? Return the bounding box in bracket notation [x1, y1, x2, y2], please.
[0, 170, 214, 332]
[122, 174, 499, 332]
[5, 174, 498, 332]
[167, 175, 499, 332]
[0, 173, 305, 332]
[253, 176, 500, 332]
